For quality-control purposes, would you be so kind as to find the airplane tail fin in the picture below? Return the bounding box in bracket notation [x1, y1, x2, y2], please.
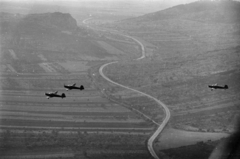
[62, 93, 66, 98]
[224, 85, 228, 89]
[80, 85, 84, 90]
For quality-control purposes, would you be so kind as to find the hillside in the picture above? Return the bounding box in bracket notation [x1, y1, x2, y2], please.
[98, 0, 240, 136]
[0, 12, 121, 74]
[130, 0, 240, 24]
[0, 12, 110, 58]
[106, 0, 240, 75]
[22, 12, 78, 32]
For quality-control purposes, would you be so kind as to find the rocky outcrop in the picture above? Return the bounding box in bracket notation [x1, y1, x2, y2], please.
[23, 12, 78, 31]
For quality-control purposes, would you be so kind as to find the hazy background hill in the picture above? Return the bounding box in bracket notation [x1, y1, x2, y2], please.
[23, 12, 78, 32]
[0, 0, 207, 20]
[0, 12, 110, 58]
[134, 0, 240, 23]
[108, 0, 240, 77]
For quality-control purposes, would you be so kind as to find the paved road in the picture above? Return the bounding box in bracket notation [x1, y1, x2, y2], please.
[99, 62, 170, 159]
[83, 18, 170, 159]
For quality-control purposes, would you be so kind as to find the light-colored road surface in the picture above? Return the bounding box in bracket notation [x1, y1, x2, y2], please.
[83, 18, 170, 159]
[99, 63, 170, 159]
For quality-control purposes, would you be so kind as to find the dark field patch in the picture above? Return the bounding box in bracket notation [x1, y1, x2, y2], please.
[1, 109, 134, 117]
[1, 119, 151, 128]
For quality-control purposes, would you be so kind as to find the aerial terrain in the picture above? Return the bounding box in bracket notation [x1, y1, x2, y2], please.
[0, 0, 240, 159]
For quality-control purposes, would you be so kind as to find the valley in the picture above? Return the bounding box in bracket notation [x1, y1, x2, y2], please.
[1, 0, 240, 159]
[0, 11, 153, 159]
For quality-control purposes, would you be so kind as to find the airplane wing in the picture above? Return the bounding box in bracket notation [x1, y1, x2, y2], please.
[54, 91, 58, 94]
[72, 83, 76, 86]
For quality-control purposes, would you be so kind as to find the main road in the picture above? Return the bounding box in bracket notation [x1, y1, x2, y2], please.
[83, 18, 170, 159]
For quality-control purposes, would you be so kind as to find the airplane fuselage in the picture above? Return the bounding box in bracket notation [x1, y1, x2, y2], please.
[45, 93, 66, 99]
[208, 85, 228, 90]
[64, 85, 84, 91]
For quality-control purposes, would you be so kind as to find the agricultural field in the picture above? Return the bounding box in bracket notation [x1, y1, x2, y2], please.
[2, 1, 240, 158]
[0, 69, 154, 158]
[102, 32, 135, 44]
[0, 67, 155, 158]
[0, 11, 156, 158]
[80, 26, 143, 60]
[0, 45, 154, 157]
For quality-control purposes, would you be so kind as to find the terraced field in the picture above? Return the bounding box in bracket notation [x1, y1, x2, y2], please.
[1, 65, 158, 159]
[0, 21, 154, 158]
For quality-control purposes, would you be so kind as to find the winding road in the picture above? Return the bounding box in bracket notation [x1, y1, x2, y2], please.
[83, 18, 170, 159]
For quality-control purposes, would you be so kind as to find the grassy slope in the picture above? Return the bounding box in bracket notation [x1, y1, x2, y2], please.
[102, 1, 240, 132]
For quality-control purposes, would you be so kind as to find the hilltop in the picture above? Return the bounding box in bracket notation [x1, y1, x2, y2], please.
[127, 0, 240, 24]
[0, 12, 111, 59]
[22, 12, 78, 32]
[111, 0, 240, 73]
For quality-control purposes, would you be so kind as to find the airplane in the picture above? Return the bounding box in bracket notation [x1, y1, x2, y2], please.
[45, 91, 66, 99]
[64, 83, 84, 91]
[208, 83, 228, 91]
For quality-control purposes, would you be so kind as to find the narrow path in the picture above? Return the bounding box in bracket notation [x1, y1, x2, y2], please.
[83, 18, 170, 159]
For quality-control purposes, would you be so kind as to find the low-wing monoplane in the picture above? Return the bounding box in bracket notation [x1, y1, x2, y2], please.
[45, 91, 66, 99]
[64, 83, 84, 91]
[208, 83, 228, 91]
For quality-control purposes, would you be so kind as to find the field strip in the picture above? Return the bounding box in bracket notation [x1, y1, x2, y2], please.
[97, 41, 126, 55]
[104, 36, 135, 44]
[39, 63, 57, 73]
[88, 149, 148, 154]
[0, 125, 153, 130]
[8, 49, 18, 60]
[1, 115, 144, 123]
[82, 18, 145, 60]
[2, 118, 151, 128]
[1, 110, 134, 116]
[174, 100, 240, 116]
[2, 153, 74, 159]
[6, 64, 17, 73]
[1, 106, 131, 112]
[37, 54, 47, 61]
[0, 125, 153, 134]
[83, 18, 171, 159]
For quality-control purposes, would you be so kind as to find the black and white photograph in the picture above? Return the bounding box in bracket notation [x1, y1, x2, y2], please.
[0, 0, 240, 158]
